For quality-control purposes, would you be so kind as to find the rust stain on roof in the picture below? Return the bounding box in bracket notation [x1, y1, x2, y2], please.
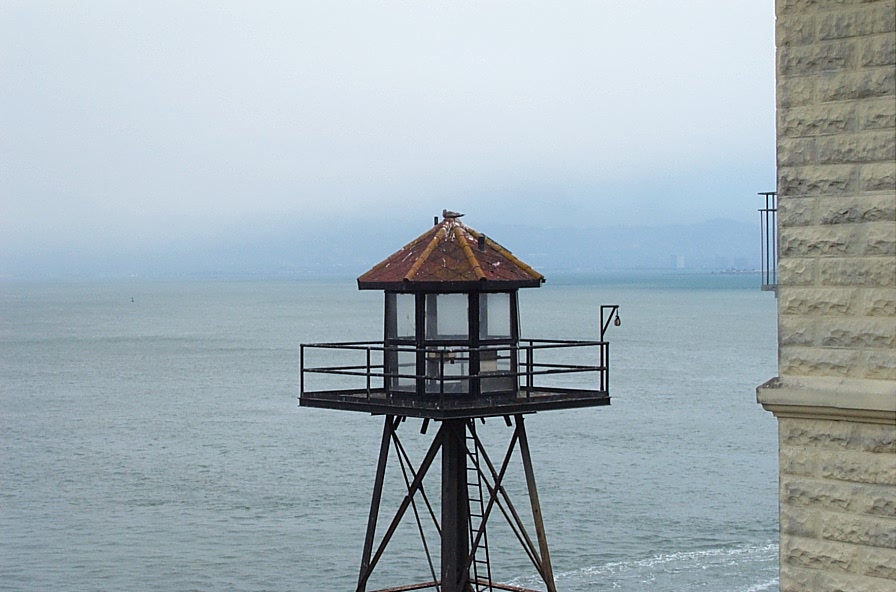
[358, 216, 544, 290]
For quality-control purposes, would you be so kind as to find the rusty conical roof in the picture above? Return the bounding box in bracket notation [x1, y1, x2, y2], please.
[357, 217, 544, 291]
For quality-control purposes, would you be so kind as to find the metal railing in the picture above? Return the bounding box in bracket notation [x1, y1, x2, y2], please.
[759, 191, 777, 294]
[300, 339, 609, 401]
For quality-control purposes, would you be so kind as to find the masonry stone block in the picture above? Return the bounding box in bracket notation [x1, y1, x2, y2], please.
[777, 0, 881, 17]
[783, 536, 854, 573]
[780, 136, 819, 166]
[780, 345, 856, 377]
[782, 503, 822, 538]
[778, 13, 817, 46]
[860, 161, 896, 191]
[818, 3, 896, 40]
[821, 511, 896, 548]
[859, 350, 896, 381]
[780, 315, 817, 346]
[780, 418, 896, 453]
[817, 256, 896, 287]
[779, 75, 818, 108]
[782, 478, 896, 515]
[858, 2, 896, 38]
[780, 41, 856, 75]
[786, 536, 896, 580]
[780, 287, 858, 315]
[779, 165, 858, 198]
[862, 288, 896, 316]
[817, 10, 857, 41]
[857, 97, 896, 131]
[869, 493, 896, 519]
[816, 67, 896, 102]
[780, 104, 856, 137]
[864, 221, 896, 255]
[783, 563, 896, 592]
[780, 347, 896, 380]
[781, 225, 857, 257]
[817, 131, 896, 165]
[781, 418, 853, 449]
[818, 194, 896, 224]
[783, 479, 853, 513]
[860, 33, 896, 68]
[782, 445, 896, 484]
[779, 195, 819, 225]
[818, 317, 896, 348]
[862, 545, 896, 580]
[779, 257, 817, 285]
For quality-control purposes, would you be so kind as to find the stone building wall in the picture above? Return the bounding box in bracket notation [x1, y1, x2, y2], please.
[758, 0, 896, 591]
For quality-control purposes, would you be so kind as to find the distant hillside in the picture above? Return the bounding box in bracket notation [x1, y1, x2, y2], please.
[1, 218, 761, 279]
[487, 219, 759, 272]
[203, 218, 761, 277]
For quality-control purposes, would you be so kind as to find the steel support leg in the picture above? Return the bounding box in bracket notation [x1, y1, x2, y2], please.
[357, 415, 397, 592]
[441, 419, 471, 592]
[516, 415, 557, 592]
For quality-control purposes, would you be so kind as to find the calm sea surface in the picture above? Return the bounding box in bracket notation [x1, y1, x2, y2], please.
[1, 274, 779, 592]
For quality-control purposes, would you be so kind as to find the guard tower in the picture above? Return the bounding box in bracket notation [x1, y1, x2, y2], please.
[301, 212, 619, 592]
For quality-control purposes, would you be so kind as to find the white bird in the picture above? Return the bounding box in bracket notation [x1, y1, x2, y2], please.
[442, 209, 464, 219]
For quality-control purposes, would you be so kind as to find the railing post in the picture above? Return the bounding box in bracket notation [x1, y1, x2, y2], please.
[512, 343, 519, 396]
[366, 347, 371, 400]
[601, 342, 607, 393]
[440, 349, 445, 397]
[300, 344, 305, 397]
[526, 342, 533, 398]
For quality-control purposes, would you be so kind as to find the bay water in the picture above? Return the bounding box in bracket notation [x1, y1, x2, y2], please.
[1, 274, 779, 591]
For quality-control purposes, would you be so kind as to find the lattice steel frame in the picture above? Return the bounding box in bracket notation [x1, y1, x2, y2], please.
[356, 414, 558, 592]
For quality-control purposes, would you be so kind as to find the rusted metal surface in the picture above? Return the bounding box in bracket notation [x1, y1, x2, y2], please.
[300, 387, 608, 419]
[300, 338, 612, 418]
[370, 582, 546, 592]
[357, 417, 398, 592]
[516, 416, 557, 592]
[370, 582, 439, 592]
[441, 420, 470, 592]
[357, 217, 544, 290]
[305, 216, 617, 591]
[359, 423, 444, 588]
[354, 415, 559, 592]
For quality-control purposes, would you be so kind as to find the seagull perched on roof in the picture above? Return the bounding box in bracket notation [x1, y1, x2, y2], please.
[442, 209, 464, 219]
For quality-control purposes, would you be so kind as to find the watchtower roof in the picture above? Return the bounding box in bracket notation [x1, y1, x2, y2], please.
[357, 215, 544, 291]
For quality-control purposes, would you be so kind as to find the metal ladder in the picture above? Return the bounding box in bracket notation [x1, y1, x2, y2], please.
[466, 421, 493, 592]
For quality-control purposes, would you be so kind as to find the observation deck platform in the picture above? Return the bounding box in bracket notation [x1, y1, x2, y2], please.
[300, 386, 609, 419]
[300, 339, 611, 419]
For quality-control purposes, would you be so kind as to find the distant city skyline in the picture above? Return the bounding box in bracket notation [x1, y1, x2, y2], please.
[1, 2, 776, 277]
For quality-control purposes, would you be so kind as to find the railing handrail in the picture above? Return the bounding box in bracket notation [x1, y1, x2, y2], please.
[300, 339, 610, 398]
[301, 338, 606, 351]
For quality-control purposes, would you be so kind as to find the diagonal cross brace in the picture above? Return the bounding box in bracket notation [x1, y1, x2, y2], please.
[357, 419, 446, 592]
[461, 419, 520, 587]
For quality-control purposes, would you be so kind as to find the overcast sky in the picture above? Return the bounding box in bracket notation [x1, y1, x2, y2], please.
[1, 1, 775, 272]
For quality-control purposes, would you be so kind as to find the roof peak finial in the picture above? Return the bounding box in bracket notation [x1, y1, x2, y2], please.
[442, 208, 464, 220]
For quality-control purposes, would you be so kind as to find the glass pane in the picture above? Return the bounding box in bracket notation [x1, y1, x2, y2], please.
[480, 292, 511, 339]
[395, 293, 415, 338]
[426, 294, 468, 340]
[425, 346, 469, 394]
[481, 350, 515, 394]
[395, 350, 416, 391]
